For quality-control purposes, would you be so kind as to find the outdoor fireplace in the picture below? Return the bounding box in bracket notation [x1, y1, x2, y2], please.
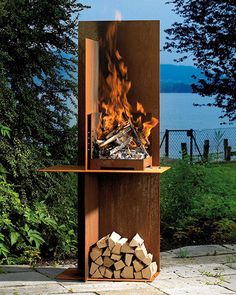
[87, 21, 158, 171]
[39, 20, 170, 282]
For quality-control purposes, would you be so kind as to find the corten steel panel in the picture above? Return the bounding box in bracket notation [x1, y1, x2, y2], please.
[116, 21, 160, 166]
[78, 22, 99, 166]
[85, 39, 99, 169]
[84, 174, 99, 280]
[99, 173, 160, 271]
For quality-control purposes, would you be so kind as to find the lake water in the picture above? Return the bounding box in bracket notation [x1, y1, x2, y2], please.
[160, 93, 228, 132]
[71, 93, 232, 130]
[160, 93, 236, 159]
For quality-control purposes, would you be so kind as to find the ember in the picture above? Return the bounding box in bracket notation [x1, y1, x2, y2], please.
[93, 22, 158, 161]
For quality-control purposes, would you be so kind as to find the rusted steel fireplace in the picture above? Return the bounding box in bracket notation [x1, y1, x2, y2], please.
[39, 20, 170, 282]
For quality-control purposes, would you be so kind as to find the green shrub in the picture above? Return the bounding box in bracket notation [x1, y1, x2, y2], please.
[0, 176, 52, 264]
[0, 173, 77, 264]
[160, 160, 236, 248]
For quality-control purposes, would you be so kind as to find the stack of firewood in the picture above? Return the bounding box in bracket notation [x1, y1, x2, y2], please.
[89, 232, 157, 280]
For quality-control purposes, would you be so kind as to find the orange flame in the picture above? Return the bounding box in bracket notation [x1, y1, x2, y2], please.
[97, 22, 158, 147]
[143, 117, 159, 140]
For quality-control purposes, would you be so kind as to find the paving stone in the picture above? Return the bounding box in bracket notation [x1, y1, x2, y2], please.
[167, 245, 235, 258]
[159, 263, 236, 279]
[151, 276, 234, 294]
[161, 285, 235, 295]
[222, 275, 236, 292]
[53, 293, 97, 295]
[198, 263, 236, 276]
[0, 283, 67, 295]
[62, 282, 151, 293]
[36, 267, 67, 278]
[98, 287, 166, 295]
[223, 244, 236, 252]
[0, 271, 54, 287]
[157, 268, 179, 280]
[226, 262, 236, 270]
[0, 266, 33, 273]
[161, 253, 236, 268]
[170, 264, 236, 278]
[186, 254, 236, 266]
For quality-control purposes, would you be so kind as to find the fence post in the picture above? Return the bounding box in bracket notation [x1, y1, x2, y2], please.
[165, 129, 169, 158]
[203, 140, 210, 162]
[224, 139, 228, 160]
[188, 129, 193, 163]
[226, 146, 231, 161]
[181, 143, 188, 159]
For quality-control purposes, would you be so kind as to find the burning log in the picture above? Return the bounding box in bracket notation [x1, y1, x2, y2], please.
[89, 232, 157, 280]
[93, 118, 151, 161]
[98, 123, 131, 148]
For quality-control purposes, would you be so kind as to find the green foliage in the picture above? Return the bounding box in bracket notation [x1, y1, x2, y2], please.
[164, 0, 236, 122]
[0, 123, 11, 139]
[161, 160, 236, 248]
[0, 0, 88, 263]
[0, 174, 77, 264]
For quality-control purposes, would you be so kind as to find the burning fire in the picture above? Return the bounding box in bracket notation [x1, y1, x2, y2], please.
[96, 22, 158, 157]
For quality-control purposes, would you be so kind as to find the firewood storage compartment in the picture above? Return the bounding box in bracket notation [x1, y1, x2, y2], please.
[39, 21, 170, 282]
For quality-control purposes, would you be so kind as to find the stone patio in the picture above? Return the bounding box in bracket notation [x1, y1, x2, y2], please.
[0, 244, 235, 295]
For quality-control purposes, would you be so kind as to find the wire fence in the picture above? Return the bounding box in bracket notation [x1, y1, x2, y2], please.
[160, 127, 236, 162]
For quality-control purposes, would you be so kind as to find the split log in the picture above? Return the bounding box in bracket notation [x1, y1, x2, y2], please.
[99, 124, 131, 148]
[143, 253, 153, 266]
[112, 237, 128, 254]
[111, 254, 122, 261]
[108, 232, 121, 250]
[142, 262, 157, 279]
[125, 254, 133, 266]
[109, 138, 132, 156]
[114, 260, 125, 270]
[133, 259, 144, 272]
[97, 235, 108, 249]
[114, 270, 121, 279]
[121, 243, 135, 254]
[102, 248, 111, 256]
[104, 268, 113, 279]
[121, 266, 134, 279]
[89, 262, 99, 275]
[95, 256, 103, 266]
[90, 247, 102, 261]
[129, 233, 144, 247]
[91, 269, 103, 278]
[135, 244, 147, 261]
[134, 271, 142, 279]
[128, 120, 149, 157]
[103, 256, 114, 268]
[99, 266, 106, 276]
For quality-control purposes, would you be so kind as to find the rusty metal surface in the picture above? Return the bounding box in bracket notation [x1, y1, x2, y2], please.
[99, 173, 160, 270]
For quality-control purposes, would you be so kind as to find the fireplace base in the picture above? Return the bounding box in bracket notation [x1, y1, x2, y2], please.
[90, 157, 152, 170]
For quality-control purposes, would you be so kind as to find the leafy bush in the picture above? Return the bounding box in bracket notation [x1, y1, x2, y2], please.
[0, 173, 77, 264]
[160, 159, 236, 249]
[0, 176, 52, 264]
